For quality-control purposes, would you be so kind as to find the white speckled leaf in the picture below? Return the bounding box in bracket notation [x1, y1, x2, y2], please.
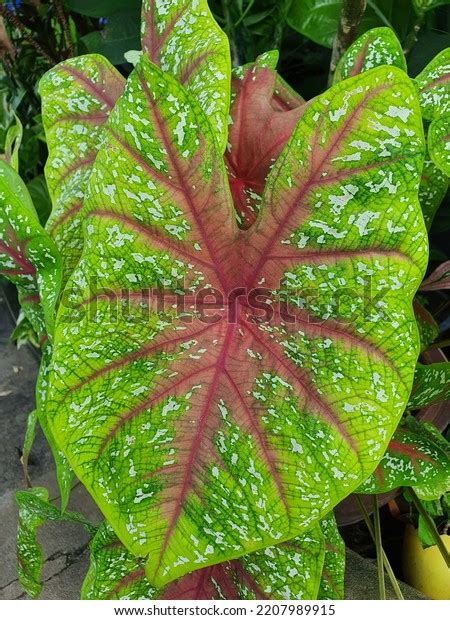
[334, 27, 406, 84]
[418, 152, 448, 230]
[46, 60, 426, 587]
[408, 362, 450, 409]
[415, 48, 450, 121]
[317, 513, 345, 600]
[39, 55, 125, 286]
[428, 112, 450, 175]
[0, 160, 61, 340]
[83, 520, 327, 600]
[16, 487, 96, 598]
[141, 0, 231, 152]
[357, 417, 450, 494]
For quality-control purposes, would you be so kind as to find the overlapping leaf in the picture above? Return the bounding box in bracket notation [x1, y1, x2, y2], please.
[428, 113, 450, 175]
[226, 62, 305, 228]
[39, 54, 125, 286]
[418, 154, 448, 230]
[415, 48, 450, 176]
[83, 518, 341, 600]
[420, 259, 450, 291]
[415, 48, 450, 122]
[413, 299, 439, 351]
[334, 27, 406, 83]
[16, 487, 96, 598]
[46, 58, 426, 587]
[0, 160, 61, 340]
[408, 362, 450, 409]
[141, 0, 231, 152]
[357, 417, 450, 494]
[317, 514, 345, 600]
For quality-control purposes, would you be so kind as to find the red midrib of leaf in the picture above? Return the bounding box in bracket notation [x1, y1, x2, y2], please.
[137, 72, 232, 292]
[152, 323, 237, 577]
[242, 320, 358, 453]
[60, 65, 118, 110]
[144, 3, 188, 64]
[109, 566, 146, 599]
[388, 438, 435, 466]
[350, 39, 370, 77]
[245, 85, 387, 290]
[0, 239, 35, 275]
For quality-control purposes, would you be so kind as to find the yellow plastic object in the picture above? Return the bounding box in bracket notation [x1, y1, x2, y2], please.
[402, 524, 450, 599]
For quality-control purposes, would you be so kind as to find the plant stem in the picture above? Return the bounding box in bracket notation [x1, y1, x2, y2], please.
[409, 488, 450, 568]
[329, 0, 367, 84]
[0, 4, 56, 65]
[356, 496, 405, 600]
[373, 495, 386, 600]
[53, 0, 75, 58]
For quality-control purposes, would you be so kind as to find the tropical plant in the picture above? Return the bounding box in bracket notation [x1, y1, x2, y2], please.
[1, 0, 450, 601]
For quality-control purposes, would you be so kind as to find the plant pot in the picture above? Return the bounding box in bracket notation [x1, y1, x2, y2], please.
[402, 524, 450, 599]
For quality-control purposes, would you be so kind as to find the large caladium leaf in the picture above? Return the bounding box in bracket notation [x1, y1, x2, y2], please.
[408, 362, 450, 409]
[334, 27, 407, 84]
[83, 520, 328, 600]
[226, 62, 305, 228]
[141, 0, 230, 152]
[317, 514, 345, 600]
[46, 58, 426, 586]
[39, 55, 125, 286]
[356, 417, 450, 494]
[16, 487, 96, 598]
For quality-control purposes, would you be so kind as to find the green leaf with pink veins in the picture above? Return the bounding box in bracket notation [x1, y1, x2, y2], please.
[39, 54, 125, 287]
[333, 27, 407, 84]
[45, 57, 426, 587]
[140, 0, 231, 153]
[415, 48, 450, 176]
[82, 518, 332, 600]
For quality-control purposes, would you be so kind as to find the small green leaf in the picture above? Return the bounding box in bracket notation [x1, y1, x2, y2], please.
[81, 522, 157, 600]
[16, 487, 96, 598]
[408, 362, 450, 409]
[356, 417, 450, 494]
[418, 154, 448, 231]
[334, 27, 406, 83]
[287, 0, 342, 48]
[0, 161, 61, 340]
[415, 48, 450, 122]
[413, 299, 439, 351]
